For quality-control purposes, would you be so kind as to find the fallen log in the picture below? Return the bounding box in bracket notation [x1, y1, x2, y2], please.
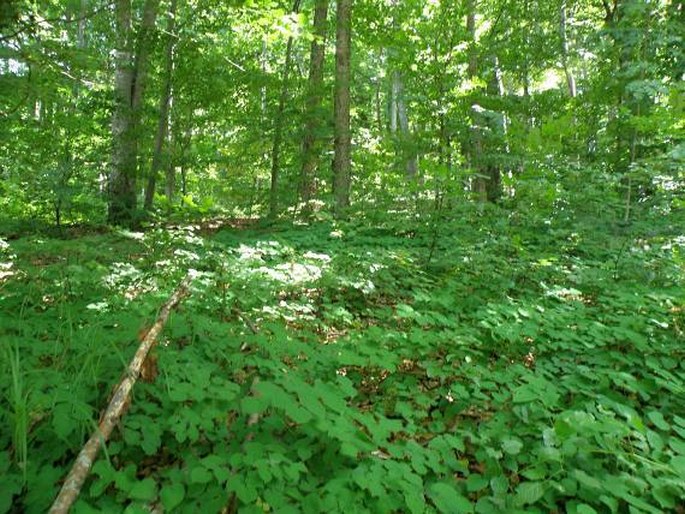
[49, 274, 193, 514]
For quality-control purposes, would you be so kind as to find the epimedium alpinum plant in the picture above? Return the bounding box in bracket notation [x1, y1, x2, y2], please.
[1, 213, 684, 512]
[0, 0, 684, 512]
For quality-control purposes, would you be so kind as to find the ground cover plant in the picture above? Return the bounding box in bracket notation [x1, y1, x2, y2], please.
[1, 206, 684, 513]
[1, 0, 684, 511]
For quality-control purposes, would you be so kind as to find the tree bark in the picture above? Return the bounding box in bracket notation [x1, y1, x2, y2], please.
[485, 56, 505, 203]
[144, 0, 177, 210]
[108, 0, 160, 226]
[333, 0, 352, 218]
[299, 0, 329, 211]
[465, 0, 487, 202]
[48, 275, 193, 514]
[108, 0, 136, 225]
[269, 0, 302, 219]
[390, 69, 417, 179]
[560, 0, 577, 97]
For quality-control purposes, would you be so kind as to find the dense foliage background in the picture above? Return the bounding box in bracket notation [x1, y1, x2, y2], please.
[0, 0, 684, 512]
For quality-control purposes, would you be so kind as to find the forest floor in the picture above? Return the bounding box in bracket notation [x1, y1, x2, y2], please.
[1, 210, 684, 513]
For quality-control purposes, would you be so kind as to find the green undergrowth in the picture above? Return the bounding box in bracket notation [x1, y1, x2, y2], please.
[1, 211, 684, 513]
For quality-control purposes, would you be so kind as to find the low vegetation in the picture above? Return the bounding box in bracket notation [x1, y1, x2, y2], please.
[1, 205, 684, 512]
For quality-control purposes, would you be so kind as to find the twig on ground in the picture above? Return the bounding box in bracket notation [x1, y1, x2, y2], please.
[48, 274, 193, 514]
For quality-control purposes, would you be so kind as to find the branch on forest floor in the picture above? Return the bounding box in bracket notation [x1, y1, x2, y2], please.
[48, 274, 193, 514]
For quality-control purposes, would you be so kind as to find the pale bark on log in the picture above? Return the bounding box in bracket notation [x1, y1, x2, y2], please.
[48, 275, 193, 514]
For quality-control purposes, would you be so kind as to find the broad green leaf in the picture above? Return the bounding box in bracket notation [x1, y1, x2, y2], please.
[465, 474, 488, 492]
[647, 411, 670, 431]
[513, 386, 537, 403]
[428, 483, 473, 513]
[490, 476, 509, 496]
[501, 438, 523, 455]
[515, 482, 546, 506]
[160, 483, 185, 511]
[574, 470, 602, 490]
[128, 478, 157, 501]
[670, 455, 685, 474]
[190, 466, 213, 484]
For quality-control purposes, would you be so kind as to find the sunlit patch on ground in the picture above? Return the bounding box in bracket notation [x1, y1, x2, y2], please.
[256, 262, 323, 284]
[0, 238, 16, 283]
[232, 241, 331, 287]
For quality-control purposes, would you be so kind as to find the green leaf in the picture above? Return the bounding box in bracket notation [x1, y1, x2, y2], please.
[404, 489, 426, 514]
[574, 470, 603, 490]
[515, 482, 546, 506]
[465, 474, 488, 492]
[0, 472, 22, 514]
[128, 478, 157, 501]
[160, 483, 185, 511]
[141, 425, 162, 455]
[669, 438, 685, 455]
[428, 483, 473, 513]
[490, 476, 509, 496]
[501, 438, 523, 455]
[190, 466, 213, 484]
[647, 411, 670, 431]
[513, 386, 537, 403]
[52, 403, 76, 440]
[227, 474, 258, 504]
[670, 455, 685, 474]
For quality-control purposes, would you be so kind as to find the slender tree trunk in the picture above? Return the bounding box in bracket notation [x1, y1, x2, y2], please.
[108, 0, 160, 225]
[130, 0, 159, 112]
[181, 166, 187, 196]
[299, 0, 329, 211]
[485, 56, 505, 203]
[108, 0, 136, 225]
[165, 121, 178, 205]
[165, 164, 175, 205]
[374, 74, 383, 133]
[269, 0, 302, 219]
[77, 0, 87, 49]
[522, 0, 531, 135]
[466, 0, 486, 202]
[390, 68, 417, 179]
[433, 30, 451, 172]
[333, 0, 352, 218]
[144, 0, 177, 210]
[260, 38, 268, 120]
[560, 0, 577, 97]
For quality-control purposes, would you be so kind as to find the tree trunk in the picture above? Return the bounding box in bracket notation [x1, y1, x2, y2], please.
[560, 0, 577, 97]
[108, 0, 136, 225]
[390, 69, 417, 180]
[433, 26, 451, 173]
[374, 71, 383, 133]
[77, 0, 87, 49]
[299, 0, 329, 211]
[333, 0, 352, 218]
[165, 164, 175, 205]
[108, 0, 159, 226]
[465, 0, 486, 202]
[269, 0, 302, 219]
[144, 0, 177, 211]
[485, 56, 505, 203]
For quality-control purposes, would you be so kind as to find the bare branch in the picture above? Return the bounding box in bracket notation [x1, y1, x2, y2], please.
[48, 275, 193, 514]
